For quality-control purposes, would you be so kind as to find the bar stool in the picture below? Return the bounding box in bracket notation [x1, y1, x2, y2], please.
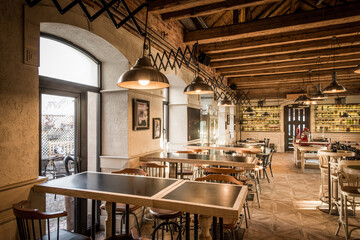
[100, 168, 148, 235]
[335, 165, 360, 240]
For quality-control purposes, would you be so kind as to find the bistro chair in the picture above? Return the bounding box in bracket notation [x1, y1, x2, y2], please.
[195, 174, 246, 239]
[318, 151, 330, 202]
[140, 163, 182, 239]
[13, 200, 89, 240]
[335, 165, 360, 240]
[100, 168, 148, 235]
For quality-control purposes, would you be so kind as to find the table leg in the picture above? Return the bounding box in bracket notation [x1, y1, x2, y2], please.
[194, 214, 199, 240]
[199, 215, 212, 240]
[328, 162, 332, 214]
[185, 213, 190, 240]
[91, 200, 95, 239]
[212, 217, 217, 240]
[219, 218, 223, 240]
[125, 204, 129, 235]
[301, 151, 305, 173]
[180, 163, 184, 179]
[104, 202, 113, 238]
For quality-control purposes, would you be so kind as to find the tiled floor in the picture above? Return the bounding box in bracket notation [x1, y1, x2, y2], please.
[97, 152, 360, 239]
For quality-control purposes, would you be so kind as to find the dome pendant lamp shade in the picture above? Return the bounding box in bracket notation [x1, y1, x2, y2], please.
[261, 112, 270, 117]
[184, 76, 213, 95]
[218, 96, 234, 107]
[295, 94, 311, 103]
[311, 83, 327, 100]
[355, 64, 360, 74]
[322, 72, 346, 94]
[243, 106, 255, 114]
[117, 56, 169, 89]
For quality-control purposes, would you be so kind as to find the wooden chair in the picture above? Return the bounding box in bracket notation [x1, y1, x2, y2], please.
[335, 165, 360, 240]
[195, 175, 247, 237]
[13, 200, 89, 240]
[175, 151, 195, 179]
[101, 168, 148, 235]
[139, 163, 182, 239]
[140, 162, 167, 178]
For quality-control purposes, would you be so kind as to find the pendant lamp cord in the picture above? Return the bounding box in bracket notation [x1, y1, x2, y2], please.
[142, 0, 149, 57]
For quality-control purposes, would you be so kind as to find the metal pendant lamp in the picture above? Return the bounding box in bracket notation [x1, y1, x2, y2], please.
[243, 106, 255, 114]
[322, 37, 346, 94]
[261, 112, 270, 117]
[311, 83, 327, 100]
[217, 95, 234, 107]
[295, 94, 311, 103]
[117, 3, 169, 90]
[355, 64, 360, 74]
[184, 75, 213, 95]
[322, 72, 346, 94]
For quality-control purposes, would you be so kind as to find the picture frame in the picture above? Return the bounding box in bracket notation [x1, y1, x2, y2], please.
[133, 99, 150, 130]
[153, 118, 161, 139]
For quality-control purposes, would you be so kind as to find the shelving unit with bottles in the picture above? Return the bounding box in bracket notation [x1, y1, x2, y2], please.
[315, 104, 360, 133]
[240, 106, 281, 132]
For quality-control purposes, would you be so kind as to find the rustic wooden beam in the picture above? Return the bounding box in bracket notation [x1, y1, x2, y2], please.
[210, 45, 360, 68]
[233, 9, 239, 24]
[209, 35, 359, 61]
[222, 60, 360, 77]
[161, 0, 280, 21]
[184, 2, 360, 44]
[216, 55, 360, 73]
[198, 22, 360, 54]
[228, 67, 357, 83]
[148, 0, 226, 14]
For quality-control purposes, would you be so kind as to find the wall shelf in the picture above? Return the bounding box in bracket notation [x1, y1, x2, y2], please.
[240, 106, 281, 132]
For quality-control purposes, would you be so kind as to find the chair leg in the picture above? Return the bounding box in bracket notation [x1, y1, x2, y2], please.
[131, 212, 141, 236]
[269, 164, 274, 177]
[257, 171, 262, 194]
[243, 205, 248, 228]
[344, 194, 349, 240]
[263, 169, 270, 183]
[246, 201, 251, 219]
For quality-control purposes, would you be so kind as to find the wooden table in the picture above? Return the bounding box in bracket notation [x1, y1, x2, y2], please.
[153, 180, 248, 240]
[186, 144, 262, 152]
[34, 171, 248, 239]
[34, 172, 180, 239]
[298, 145, 327, 173]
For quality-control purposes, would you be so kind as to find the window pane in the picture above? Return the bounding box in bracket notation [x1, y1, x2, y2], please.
[39, 37, 99, 87]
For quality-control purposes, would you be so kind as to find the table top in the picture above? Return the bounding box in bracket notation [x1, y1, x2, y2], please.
[34, 172, 180, 206]
[153, 181, 248, 218]
[186, 144, 262, 152]
[140, 152, 257, 168]
[318, 150, 355, 157]
[298, 145, 327, 151]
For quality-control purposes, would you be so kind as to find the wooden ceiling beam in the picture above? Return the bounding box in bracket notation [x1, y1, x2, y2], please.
[210, 45, 360, 68]
[222, 60, 360, 77]
[184, 2, 360, 44]
[148, 0, 224, 14]
[209, 35, 359, 61]
[198, 22, 360, 53]
[228, 67, 357, 82]
[216, 54, 360, 73]
[161, 0, 281, 21]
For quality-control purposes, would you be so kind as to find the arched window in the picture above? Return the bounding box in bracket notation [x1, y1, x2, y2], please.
[39, 35, 100, 87]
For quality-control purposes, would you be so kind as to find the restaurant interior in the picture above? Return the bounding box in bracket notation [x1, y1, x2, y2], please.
[1, 0, 360, 239]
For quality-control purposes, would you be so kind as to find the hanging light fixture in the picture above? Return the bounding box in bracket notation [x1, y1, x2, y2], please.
[184, 75, 213, 95]
[243, 106, 255, 114]
[217, 95, 234, 107]
[311, 83, 327, 100]
[117, 3, 169, 89]
[340, 112, 350, 118]
[323, 72, 346, 93]
[355, 64, 360, 74]
[261, 112, 270, 117]
[322, 36, 347, 94]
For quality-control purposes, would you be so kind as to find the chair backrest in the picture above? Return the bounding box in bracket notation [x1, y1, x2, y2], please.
[318, 154, 329, 169]
[13, 200, 67, 240]
[203, 167, 243, 175]
[267, 149, 274, 164]
[140, 162, 167, 178]
[112, 168, 148, 176]
[195, 174, 243, 185]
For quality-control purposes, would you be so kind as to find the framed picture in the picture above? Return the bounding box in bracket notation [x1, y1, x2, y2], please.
[133, 99, 150, 130]
[153, 118, 161, 139]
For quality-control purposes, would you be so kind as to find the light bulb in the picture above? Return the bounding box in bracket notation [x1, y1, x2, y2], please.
[195, 89, 201, 93]
[138, 80, 150, 86]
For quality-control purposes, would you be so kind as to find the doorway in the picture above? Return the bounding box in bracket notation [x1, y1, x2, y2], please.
[284, 105, 310, 151]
